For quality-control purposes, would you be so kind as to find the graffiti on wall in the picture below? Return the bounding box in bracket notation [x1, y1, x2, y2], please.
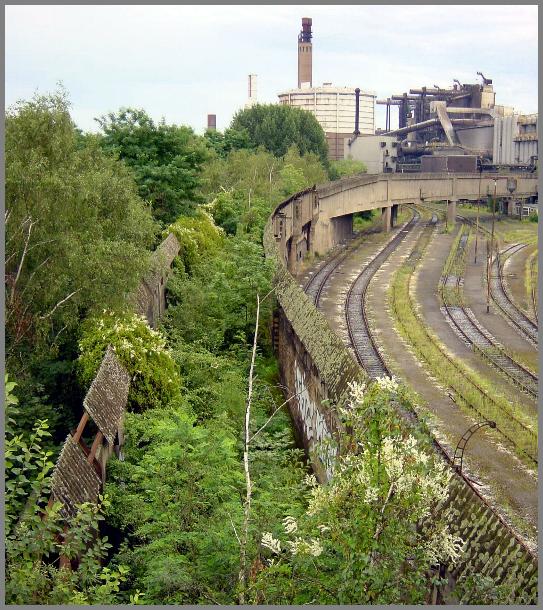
[294, 360, 337, 480]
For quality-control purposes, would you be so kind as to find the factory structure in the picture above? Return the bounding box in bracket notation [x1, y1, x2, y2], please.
[277, 18, 376, 160]
[278, 17, 537, 173]
[210, 16, 537, 177]
[351, 75, 538, 173]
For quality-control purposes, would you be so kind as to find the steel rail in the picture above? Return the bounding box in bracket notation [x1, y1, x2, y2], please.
[303, 225, 380, 307]
[491, 244, 538, 346]
[318, 209, 537, 560]
[345, 211, 419, 378]
[454, 215, 539, 346]
[440, 232, 538, 398]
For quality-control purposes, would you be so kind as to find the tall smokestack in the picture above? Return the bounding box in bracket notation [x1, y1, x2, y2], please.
[207, 114, 216, 131]
[246, 74, 257, 108]
[297, 17, 312, 88]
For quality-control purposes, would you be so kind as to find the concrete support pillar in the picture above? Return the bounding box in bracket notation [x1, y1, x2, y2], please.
[382, 206, 392, 233]
[447, 199, 457, 226]
[287, 238, 297, 274]
[391, 204, 399, 227]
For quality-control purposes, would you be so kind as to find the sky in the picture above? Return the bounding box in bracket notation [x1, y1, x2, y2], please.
[5, 4, 538, 134]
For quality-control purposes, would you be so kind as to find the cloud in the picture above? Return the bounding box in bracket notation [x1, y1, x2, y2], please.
[5, 5, 538, 133]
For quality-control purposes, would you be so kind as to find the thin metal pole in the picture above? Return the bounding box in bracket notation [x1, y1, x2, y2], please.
[487, 180, 497, 313]
[474, 163, 482, 263]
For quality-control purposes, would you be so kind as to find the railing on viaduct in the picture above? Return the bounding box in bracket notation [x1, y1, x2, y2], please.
[264, 172, 538, 603]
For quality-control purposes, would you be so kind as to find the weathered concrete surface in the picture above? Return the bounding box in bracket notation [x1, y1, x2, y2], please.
[274, 173, 538, 275]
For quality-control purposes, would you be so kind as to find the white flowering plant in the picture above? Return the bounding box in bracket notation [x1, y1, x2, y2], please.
[251, 380, 463, 605]
[78, 310, 181, 411]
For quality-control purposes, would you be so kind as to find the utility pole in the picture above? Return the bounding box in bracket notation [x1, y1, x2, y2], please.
[474, 160, 482, 264]
[486, 179, 497, 313]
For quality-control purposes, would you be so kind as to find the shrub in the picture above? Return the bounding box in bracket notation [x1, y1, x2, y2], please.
[78, 311, 180, 411]
[166, 209, 224, 274]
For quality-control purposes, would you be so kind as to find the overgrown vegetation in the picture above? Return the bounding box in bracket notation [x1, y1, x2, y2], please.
[6, 87, 514, 604]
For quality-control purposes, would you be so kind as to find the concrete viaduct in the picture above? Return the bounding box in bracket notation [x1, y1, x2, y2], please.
[272, 172, 538, 274]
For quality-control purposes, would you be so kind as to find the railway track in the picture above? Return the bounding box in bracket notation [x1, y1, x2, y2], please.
[452, 214, 539, 347]
[345, 211, 420, 377]
[304, 226, 380, 307]
[440, 232, 538, 398]
[490, 243, 538, 347]
[306, 207, 536, 559]
[391, 214, 537, 467]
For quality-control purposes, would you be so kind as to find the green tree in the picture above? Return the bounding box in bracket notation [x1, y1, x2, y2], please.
[97, 108, 210, 224]
[329, 157, 367, 180]
[5, 90, 157, 366]
[204, 127, 252, 157]
[230, 104, 329, 166]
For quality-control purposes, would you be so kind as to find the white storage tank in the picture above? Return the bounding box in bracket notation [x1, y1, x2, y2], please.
[278, 84, 376, 160]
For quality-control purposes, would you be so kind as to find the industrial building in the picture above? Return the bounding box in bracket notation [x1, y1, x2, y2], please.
[346, 75, 538, 173]
[277, 18, 376, 160]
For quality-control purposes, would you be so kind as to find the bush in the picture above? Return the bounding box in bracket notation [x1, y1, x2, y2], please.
[528, 211, 538, 223]
[78, 311, 180, 411]
[166, 209, 224, 275]
[329, 158, 367, 180]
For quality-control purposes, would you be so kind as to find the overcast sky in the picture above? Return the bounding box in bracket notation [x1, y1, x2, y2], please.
[5, 4, 538, 133]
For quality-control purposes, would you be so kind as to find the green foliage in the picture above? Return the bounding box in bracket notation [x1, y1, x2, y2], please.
[165, 235, 274, 352]
[230, 104, 329, 165]
[203, 126, 252, 157]
[528, 211, 538, 222]
[97, 108, 210, 224]
[105, 352, 307, 604]
[166, 209, 224, 275]
[5, 377, 134, 604]
[329, 157, 367, 180]
[78, 311, 181, 411]
[251, 379, 459, 605]
[201, 145, 326, 241]
[5, 90, 157, 364]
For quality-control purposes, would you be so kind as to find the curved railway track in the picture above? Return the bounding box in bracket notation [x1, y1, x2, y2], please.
[345, 211, 420, 377]
[491, 243, 538, 346]
[304, 226, 381, 307]
[302, 207, 536, 559]
[454, 214, 539, 347]
[440, 232, 538, 398]
[393, 216, 537, 467]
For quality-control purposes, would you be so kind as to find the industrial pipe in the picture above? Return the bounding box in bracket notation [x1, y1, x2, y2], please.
[409, 87, 457, 95]
[383, 118, 440, 137]
[354, 88, 360, 135]
[384, 117, 491, 138]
